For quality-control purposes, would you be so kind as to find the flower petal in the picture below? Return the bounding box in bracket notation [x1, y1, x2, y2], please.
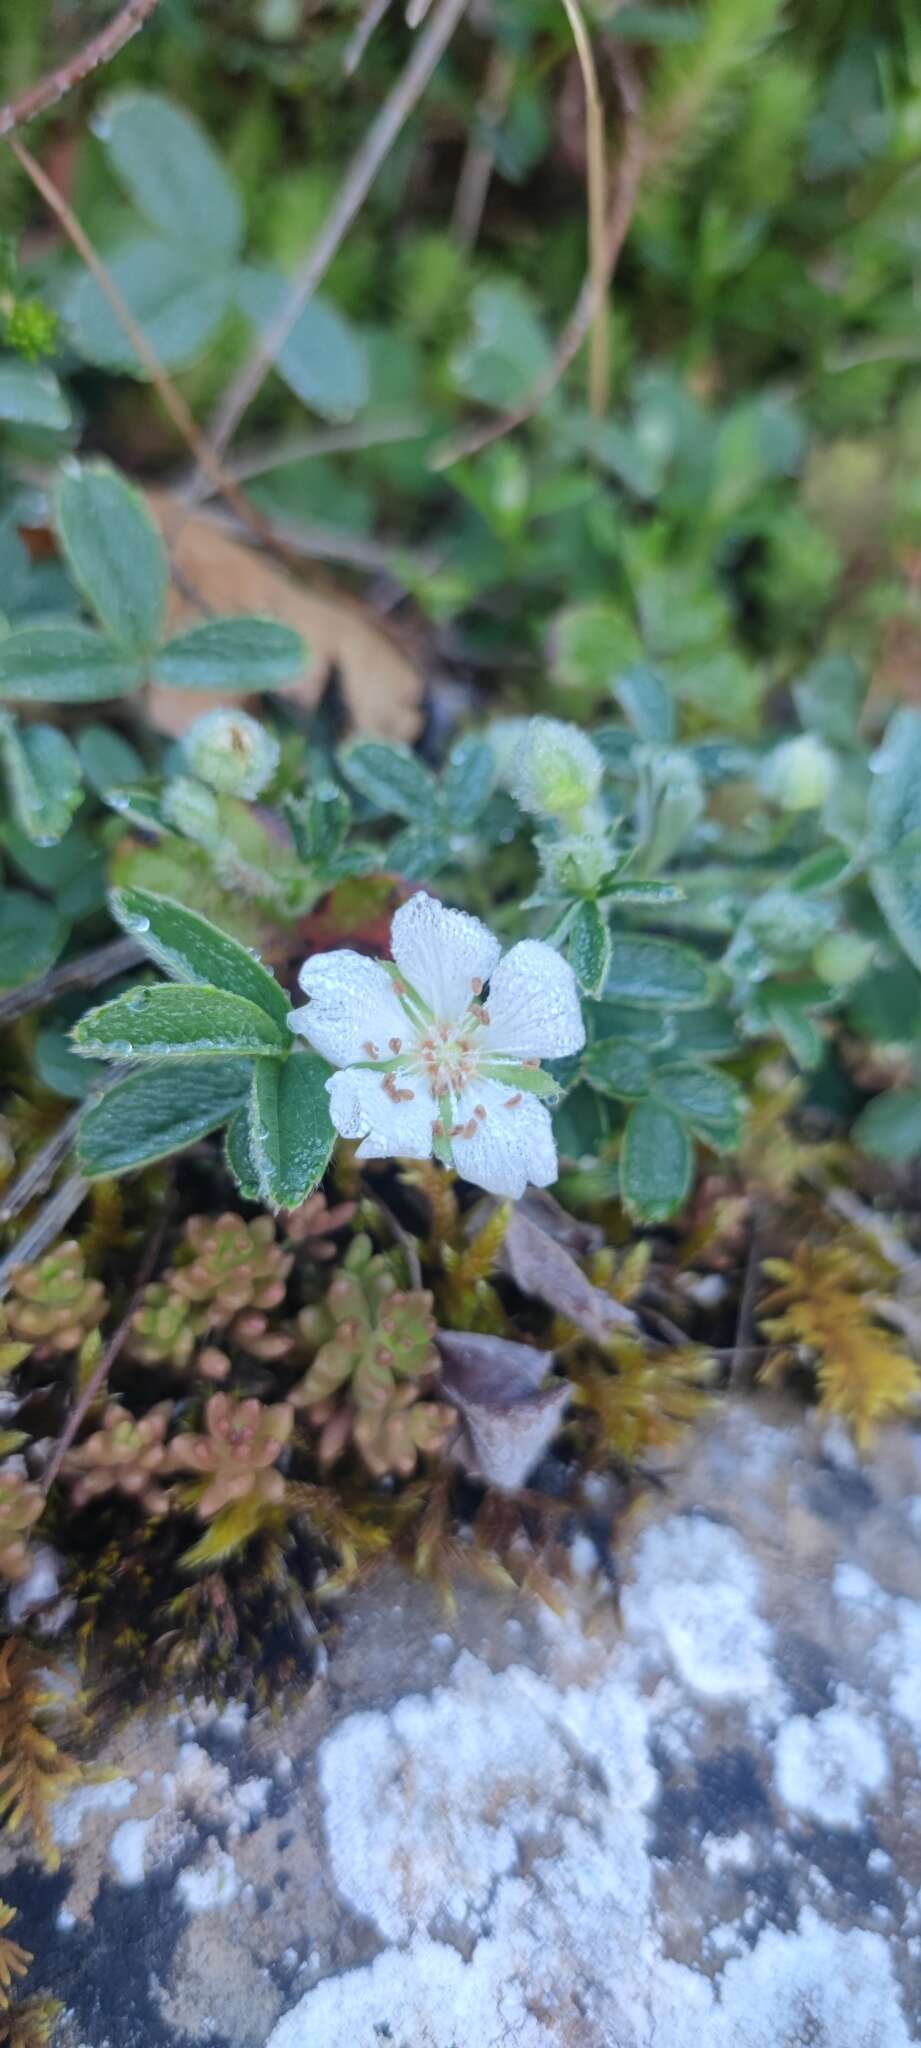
[451, 1076, 558, 1199]
[290, 950, 412, 1067]
[326, 1065, 436, 1162]
[390, 891, 501, 1022]
[479, 939, 585, 1060]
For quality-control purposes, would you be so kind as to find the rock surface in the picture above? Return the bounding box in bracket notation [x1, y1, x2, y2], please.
[4, 1394, 920, 2046]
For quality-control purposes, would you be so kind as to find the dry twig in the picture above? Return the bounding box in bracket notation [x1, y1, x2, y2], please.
[198, 0, 472, 489]
[433, 49, 643, 468]
[0, 0, 162, 138]
[559, 0, 609, 417]
[0, 938, 143, 1030]
[451, 44, 516, 251]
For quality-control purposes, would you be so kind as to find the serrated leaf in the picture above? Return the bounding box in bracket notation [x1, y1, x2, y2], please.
[283, 783, 351, 866]
[605, 935, 710, 1007]
[568, 899, 611, 998]
[99, 90, 244, 258]
[67, 237, 231, 376]
[0, 359, 69, 430]
[870, 843, 921, 975]
[654, 1060, 743, 1148]
[75, 982, 287, 1061]
[759, 986, 825, 1070]
[249, 1052, 336, 1208]
[0, 887, 66, 988]
[77, 1058, 252, 1176]
[0, 623, 143, 702]
[341, 739, 437, 821]
[583, 1039, 654, 1098]
[235, 268, 368, 423]
[152, 615, 306, 689]
[109, 887, 289, 1027]
[620, 1099, 693, 1222]
[55, 462, 167, 652]
[451, 281, 551, 410]
[0, 717, 83, 844]
[867, 707, 921, 856]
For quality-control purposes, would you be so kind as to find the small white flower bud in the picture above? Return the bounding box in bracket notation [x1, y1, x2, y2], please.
[812, 932, 875, 987]
[181, 709, 280, 800]
[512, 718, 604, 822]
[759, 735, 834, 812]
[539, 832, 608, 895]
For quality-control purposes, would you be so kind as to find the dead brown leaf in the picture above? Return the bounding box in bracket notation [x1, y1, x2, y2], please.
[492, 1203, 638, 1344]
[437, 1330, 571, 1489]
[145, 493, 425, 742]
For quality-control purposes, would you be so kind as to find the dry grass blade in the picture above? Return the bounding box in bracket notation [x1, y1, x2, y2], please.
[559, 0, 609, 416]
[0, 0, 162, 136]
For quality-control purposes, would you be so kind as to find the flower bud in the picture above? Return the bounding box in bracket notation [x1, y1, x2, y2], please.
[181, 708, 280, 799]
[512, 718, 603, 823]
[539, 832, 608, 896]
[162, 774, 221, 846]
[759, 735, 834, 813]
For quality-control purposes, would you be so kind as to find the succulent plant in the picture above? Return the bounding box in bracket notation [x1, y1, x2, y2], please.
[170, 1213, 292, 1321]
[0, 1309, 31, 1379]
[167, 1393, 294, 1519]
[128, 1282, 203, 1369]
[293, 1235, 453, 1478]
[64, 1402, 174, 1516]
[0, 1466, 44, 1582]
[6, 1243, 106, 1358]
[284, 1191, 358, 1260]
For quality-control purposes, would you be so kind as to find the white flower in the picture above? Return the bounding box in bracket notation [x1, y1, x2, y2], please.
[288, 892, 585, 1199]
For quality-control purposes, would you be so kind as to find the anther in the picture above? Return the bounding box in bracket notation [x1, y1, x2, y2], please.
[471, 977, 483, 995]
[474, 1103, 486, 1120]
[389, 1037, 402, 1053]
[505, 1092, 522, 1108]
[362, 1041, 380, 1059]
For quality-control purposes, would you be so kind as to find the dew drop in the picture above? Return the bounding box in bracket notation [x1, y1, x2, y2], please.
[122, 910, 150, 932]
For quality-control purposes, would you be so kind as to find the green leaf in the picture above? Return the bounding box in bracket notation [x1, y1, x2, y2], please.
[451, 281, 551, 411]
[0, 719, 83, 844]
[388, 821, 452, 881]
[283, 783, 351, 866]
[35, 1025, 100, 1101]
[67, 237, 231, 376]
[583, 1039, 654, 1098]
[77, 1058, 252, 1177]
[100, 90, 244, 259]
[870, 843, 921, 975]
[853, 1088, 921, 1166]
[225, 1106, 261, 1200]
[235, 268, 368, 423]
[75, 982, 287, 1061]
[654, 1060, 743, 1149]
[759, 986, 825, 1070]
[54, 463, 168, 652]
[551, 600, 644, 704]
[341, 740, 438, 821]
[867, 708, 921, 856]
[152, 616, 306, 690]
[249, 1052, 336, 1208]
[605, 935, 710, 1007]
[568, 899, 611, 998]
[0, 623, 143, 702]
[0, 359, 69, 431]
[591, 999, 670, 1047]
[793, 653, 865, 750]
[441, 735, 495, 827]
[612, 666, 674, 742]
[109, 886, 290, 1028]
[620, 1099, 693, 1222]
[608, 5, 702, 43]
[77, 725, 145, 795]
[0, 888, 66, 988]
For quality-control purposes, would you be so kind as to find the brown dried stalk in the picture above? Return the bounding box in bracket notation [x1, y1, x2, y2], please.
[434, 48, 644, 469]
[198, 0, 472, 489]
[0, 0, 162, 138]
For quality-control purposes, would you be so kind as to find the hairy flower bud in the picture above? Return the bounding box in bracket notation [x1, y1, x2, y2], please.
[162, 773, 221, 845]
[512, 718, 604, 823]
[181, 709, 280, 800]
[759, 735, 834, 813]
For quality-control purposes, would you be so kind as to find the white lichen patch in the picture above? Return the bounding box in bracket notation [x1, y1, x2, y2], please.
[621, 1514, 780, 1709]
[52, 1777, 136, 1848]
[175, 1842, 239, 1913]
[716, 1909, 916, 2047]
[773, 1705, 890, 1829]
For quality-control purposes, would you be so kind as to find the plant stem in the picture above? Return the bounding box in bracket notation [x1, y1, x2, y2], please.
[0, 937, 144, 1029]
[0, 0, 162, 137]
[197, 0, 472, 489]
[0, 1170, 88, 1298]
[559, 0, 609, 417]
